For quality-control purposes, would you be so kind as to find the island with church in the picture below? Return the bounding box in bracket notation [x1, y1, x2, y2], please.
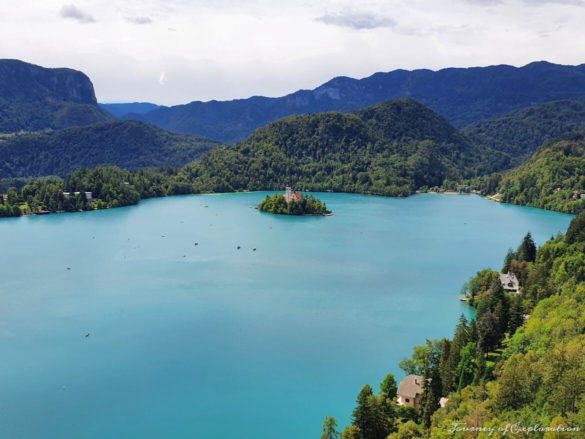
[258, 187, 332, 216]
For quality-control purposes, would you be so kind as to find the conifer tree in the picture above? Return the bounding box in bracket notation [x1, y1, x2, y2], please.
[517, 232, 537, 262]
[321, 416, 340, 439]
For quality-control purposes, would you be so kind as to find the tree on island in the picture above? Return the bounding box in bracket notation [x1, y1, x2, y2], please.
[258, 193, 331, 215]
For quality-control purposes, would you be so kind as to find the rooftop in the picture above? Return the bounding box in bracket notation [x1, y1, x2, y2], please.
[397, 374, 423, 398]
[500, 272, 520, 292]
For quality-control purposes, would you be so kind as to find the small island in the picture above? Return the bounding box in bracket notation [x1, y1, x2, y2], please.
[258, 187, 332, 216]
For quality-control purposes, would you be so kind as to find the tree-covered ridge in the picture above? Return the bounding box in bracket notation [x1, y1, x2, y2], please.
[180, 99, 505, 197]
[131, 61, 585, 143]
[258, 194, 331, 215]
[462, 99, 585, 163]
[495, 132, 585, 214]
[0, 121, 220, 178]
[0, 59, 112, 133]
[326, 212, 585, 438]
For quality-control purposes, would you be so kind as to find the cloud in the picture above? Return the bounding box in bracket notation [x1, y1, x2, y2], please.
[463, 0, 584, 5]
[524, 0, 584, 5]
[60, 4, 96, 23]
[464, 0, 503, 4]
[316, 11, 396, 30]
[125, 16, 153, 25]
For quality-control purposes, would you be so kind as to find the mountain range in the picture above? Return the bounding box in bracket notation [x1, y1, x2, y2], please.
[123, 61, 585, 143]
[0, 58, 584, 214]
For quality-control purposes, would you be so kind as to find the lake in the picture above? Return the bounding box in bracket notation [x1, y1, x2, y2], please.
[0, 193, 573, 438]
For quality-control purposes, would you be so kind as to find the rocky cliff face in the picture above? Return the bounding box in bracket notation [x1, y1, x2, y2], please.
[0, 59, 98, 104]
[0, 59, 110, 133]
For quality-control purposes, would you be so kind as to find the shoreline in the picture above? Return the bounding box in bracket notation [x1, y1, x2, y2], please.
[1, 189, 574, 221]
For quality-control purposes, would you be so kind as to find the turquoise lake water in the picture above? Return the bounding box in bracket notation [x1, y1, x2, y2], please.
[0, 192, 573, 438]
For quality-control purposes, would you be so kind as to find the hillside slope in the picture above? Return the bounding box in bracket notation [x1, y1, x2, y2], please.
[131, 61, 585, 143]
[0, 59, 112, 132]
[430, 213, 585, 436]
[463, 99, 585, 163]
[496, 132, 585, 213]
[0, 121, 220, 178]
[180, 99, 505, 195]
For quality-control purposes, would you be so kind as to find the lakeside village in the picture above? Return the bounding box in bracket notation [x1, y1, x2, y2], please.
[1, 190, 94, 215]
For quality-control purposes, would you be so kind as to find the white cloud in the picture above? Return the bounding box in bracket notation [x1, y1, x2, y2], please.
[316, 10, 396, 29]
[60, 4, 95, 23]
[125, 16, 152, 25]
[0, 0, 584, 105]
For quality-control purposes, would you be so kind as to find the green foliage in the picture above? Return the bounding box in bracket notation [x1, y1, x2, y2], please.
[180, 99, 503, 196]
[0, 121, 219, 178]
[0, 59, 112, 133]
[496, 132, 585, 214]
[340, 425, 362, 439]
[258, 194, 331, 215]
[0, 166, 196, 217]
[428, 211, 585, 435]
[565, 211, 585, 244]
[351, 384, 396, 439]
[517, 232, 537, 262]
[321, 416, 340, 439]
[380, 373, 398, 400]
[333, 212, 585, 436]
[420, 340, 444, 427]
[387, 420, 423, 438]
[462, 99, 585, 163]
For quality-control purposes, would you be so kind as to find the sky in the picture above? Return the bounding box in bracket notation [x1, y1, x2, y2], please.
[1, 0, 585, 105]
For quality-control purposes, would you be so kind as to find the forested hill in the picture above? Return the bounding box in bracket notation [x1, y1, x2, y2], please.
[0, 59, 112, 133]
[180, 99, 507, 196]
[495, 132, 585, 214]
[463, 99, 585, 164]
[327, 210, 585, 438]
[0, 121, 220, 178]
[129, 61, 585, 143]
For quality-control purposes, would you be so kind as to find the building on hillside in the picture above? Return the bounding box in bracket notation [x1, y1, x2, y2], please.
[62, 191, 93, 200]
[397, 375, 424, 411]
[499, 272, 520, 293]
[439, 397, 449, 408]
[284, 186, 301, 202]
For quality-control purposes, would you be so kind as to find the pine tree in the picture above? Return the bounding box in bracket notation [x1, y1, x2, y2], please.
[380, 373, 397, 399]
[508, 295, 524, 334]
[517, 232, 537, 262]
[478, 310, 500, 353]
[321, 416, 340, 439]
[446, 316, 469, 393]
[502, 248, 517, 273]
[352, 384, 395, 439]
[420, 340, 443, 428]
[455, 342, 477, 391]
[438, 339, 452, 395]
